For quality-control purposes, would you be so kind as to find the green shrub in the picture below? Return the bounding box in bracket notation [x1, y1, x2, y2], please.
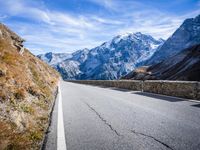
[30, 131, 43, 141]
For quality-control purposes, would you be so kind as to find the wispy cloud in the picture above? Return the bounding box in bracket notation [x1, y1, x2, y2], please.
[197, 0, 200, 7]
[0, 0, 199, 54]
[86, 0, 116, 10]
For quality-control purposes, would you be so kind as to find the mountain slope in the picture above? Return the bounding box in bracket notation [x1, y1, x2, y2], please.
[122, 44, 200, 81]
[145, 14, 200, 65]
[0, 23, 59, 149]
[38, 52, 72, 66]
[39, 33, 164, 80]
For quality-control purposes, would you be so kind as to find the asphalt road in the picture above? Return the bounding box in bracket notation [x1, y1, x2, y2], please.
[45, 81, 200, 150]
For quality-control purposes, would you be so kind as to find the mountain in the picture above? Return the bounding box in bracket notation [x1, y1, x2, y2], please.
[38, 52, 72, 66]
[144, 14, 200, 65]
[38, 48, 89, 79]
[39, 32, 164, 80]
[0, 23, 59, 149]
[122, 44, 200, 81]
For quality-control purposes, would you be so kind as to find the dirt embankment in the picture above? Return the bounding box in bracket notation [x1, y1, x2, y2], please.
[0, 23, 60, 149]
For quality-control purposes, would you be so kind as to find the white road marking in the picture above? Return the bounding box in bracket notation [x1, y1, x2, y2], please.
[57, 83, 67, 150]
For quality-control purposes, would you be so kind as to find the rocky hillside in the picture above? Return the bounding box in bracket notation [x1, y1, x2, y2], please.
[0, 23, 59, 149]
[122, 44, 200, 81]
[144, 14, 200, 65]
[39, 33, 164, 80]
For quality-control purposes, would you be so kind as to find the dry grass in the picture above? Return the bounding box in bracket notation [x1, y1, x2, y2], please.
[14, 88, 26, 100]
[0, 24, 60, 149]
[135, 66, 149, 73]
[20, 104, 35, 114]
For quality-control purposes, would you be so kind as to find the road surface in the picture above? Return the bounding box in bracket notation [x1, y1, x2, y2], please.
[44, 81, 200, 150]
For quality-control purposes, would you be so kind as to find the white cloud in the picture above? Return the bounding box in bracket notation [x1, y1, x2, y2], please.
[87, 0, 116, 10]
[48, 12, 95, 28]
[91, 16, 123, 25]
[0, 0, 51, 24]
[1, 0, 199, 54]
[117, 12, 184, 39]
[0, 15, 7, 20]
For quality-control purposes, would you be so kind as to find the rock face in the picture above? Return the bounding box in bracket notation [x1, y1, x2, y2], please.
[144, 14, 200, 65]
[38, 48, 89, 79]
[0, 23, 25, 54]
[122, 44, 200, 81]
[0, 23, 59, 149]
[39, 33, 164, 80]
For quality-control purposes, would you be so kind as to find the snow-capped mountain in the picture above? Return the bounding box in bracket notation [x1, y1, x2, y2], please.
[38, 32, 164, 80]
[55, 48, 89, 79]
[122, 44, 200, 81]
[38, 52, 72, 66]
[78, 32, 164, 80]
[145, 14, 200, 65]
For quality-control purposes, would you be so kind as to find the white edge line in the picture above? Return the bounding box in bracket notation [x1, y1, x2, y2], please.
[57, 82, 67, 150]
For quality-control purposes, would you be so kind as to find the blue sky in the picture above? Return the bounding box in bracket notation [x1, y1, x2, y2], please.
[0, 0, 199, 54]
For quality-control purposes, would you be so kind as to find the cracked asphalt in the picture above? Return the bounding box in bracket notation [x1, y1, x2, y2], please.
[46, 81, 200, 150]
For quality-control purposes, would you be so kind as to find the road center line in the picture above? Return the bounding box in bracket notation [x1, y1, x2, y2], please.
[57, 83, 67, 150]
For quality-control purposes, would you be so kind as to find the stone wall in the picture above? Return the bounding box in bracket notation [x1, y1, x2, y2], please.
[143, 80, 199, 100]
[67, 80, 200, 100]
[69, 80, 142, 91]
[197, 83, 200, 100]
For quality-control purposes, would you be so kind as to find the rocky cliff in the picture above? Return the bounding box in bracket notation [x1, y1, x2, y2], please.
[122, 44, 200, 81]
[144, 14, 200, 65]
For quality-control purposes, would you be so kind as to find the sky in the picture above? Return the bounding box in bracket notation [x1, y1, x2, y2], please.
[0, 0, 199, 54]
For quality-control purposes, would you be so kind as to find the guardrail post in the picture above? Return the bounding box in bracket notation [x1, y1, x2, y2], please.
[141, 80, 144, 92]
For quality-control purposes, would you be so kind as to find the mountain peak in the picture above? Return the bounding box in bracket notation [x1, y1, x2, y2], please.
[118, 32, 147, 38]
[109, 32, 162, 46]
[194, 14, 200, 22]
[181, 14, 200, 28]
[134, 32, 142, 36]
[39, 31, 164, 80]
[145, 14, 200, 65]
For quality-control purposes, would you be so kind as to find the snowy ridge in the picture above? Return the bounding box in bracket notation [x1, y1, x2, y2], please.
[144, 14, 200, 65]
[122, 44, 200, 81]
[38, 32, 164, 80]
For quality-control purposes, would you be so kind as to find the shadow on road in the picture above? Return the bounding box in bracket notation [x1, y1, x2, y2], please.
[191, 104, 200, 108]
[109, 87, 131, 92]
[133, 92, 185, 102]
[89, 85, 132, 92]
